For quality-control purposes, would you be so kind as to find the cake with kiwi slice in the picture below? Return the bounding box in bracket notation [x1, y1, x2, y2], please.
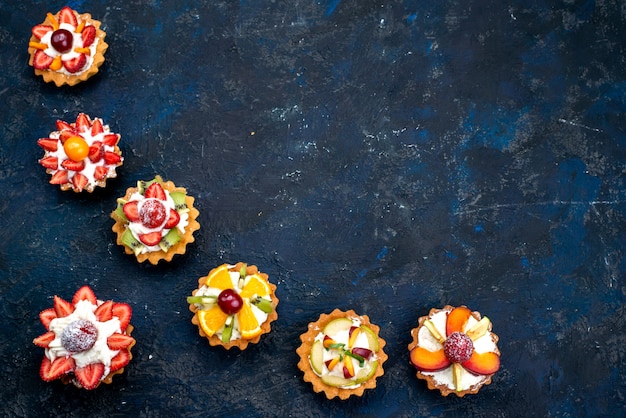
[111, 176, 200, 264]
[296, 309, 387, 400]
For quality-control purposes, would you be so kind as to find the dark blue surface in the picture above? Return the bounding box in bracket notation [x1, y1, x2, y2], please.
[1, 1, 625, 417]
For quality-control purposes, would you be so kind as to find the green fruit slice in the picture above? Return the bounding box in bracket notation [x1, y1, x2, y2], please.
[321, 374, 354, 388]
[121, 229, 143, 255]
[359, 325, 379, 352]
[113, 198, 128, 221]
[310, 340, 324, 375]
[169, 191, 188, 210]
[137, 178, 160, 194]
[354, 360, 378, 384]
[158, 228, 181, 252]
[323, 318, 353, 336]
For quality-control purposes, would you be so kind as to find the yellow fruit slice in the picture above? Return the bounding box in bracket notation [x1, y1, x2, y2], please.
[239, 273, 271, 298]
[205, 264, 234, 290]
[238, 301, 261, 339]
[197, 306, 229, 337]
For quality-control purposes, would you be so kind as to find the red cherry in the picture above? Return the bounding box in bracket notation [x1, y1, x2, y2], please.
[139, 199, 166, 228]
[217, 289, 243, 315]
[50, 29, 73, 53]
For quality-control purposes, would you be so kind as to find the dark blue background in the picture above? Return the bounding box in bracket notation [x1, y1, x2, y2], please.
[1, 0, 625, 417]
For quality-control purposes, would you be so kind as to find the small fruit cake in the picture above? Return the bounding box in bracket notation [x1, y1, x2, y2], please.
[111, 176, 200, 264]
[28, 6, 108, 86]
[296, 309, 388, 400]
[38, 113, 122, 192]
[188, 263, 279, 350]
[33, 285, 135, 390]
[408, 305, 501, 397]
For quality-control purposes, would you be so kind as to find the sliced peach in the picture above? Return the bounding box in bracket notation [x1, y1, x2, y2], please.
[348, 326, 360, 348]
[323, 335, 339, 349]
[462, 351, 500, 375]
[446, 306, 471, 336]
[410, 347, 451, 372]
[325, 356, 340, 371]
[343, 356, 355, 378]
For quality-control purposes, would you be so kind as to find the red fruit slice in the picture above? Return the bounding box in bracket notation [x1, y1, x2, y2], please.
[81, 25, 96, 47]
[323, 335, 338, 349]
[122, 201, 140, 222]
[446, 306, 472, 336]
[32, 24, 53, 40]
[75, 113, 91, 133]
[58, 6, 78, 27]
[102, 134, 119, 146]
[88, 141, 103, 162]
[61, 159, 85, 171]
[53, 295, 74, 318]
[72, 285, 97, 305]
[91, 119, 104, 136]
[164, 209, 180, 229]
[112, 303, 132, 331]
[63, 54, 87, 73]
[40, 356, 75, 381]
[409, 347, 451, 372]
[73, 173, 89, 192]
[39, 308, 57, 330]
[139, 231, 161, 246]
[144, 182, 166, 200]
[33, 331, 56, 348]
[462, 351, 500, 375]
[32, 50, 53, 70]
[39, 156, 58, 170]
[109, 349, 131, 372]
[106, 333, 135, 350]
[49, 170, 69, 185]
[94, 300, 113, 322]
[103, 151, 122, 165]
[74, 363, 104, 390]
[94, 166, 108, 180]
[56, 120, 74, 132]
[37, 138, 58, 151]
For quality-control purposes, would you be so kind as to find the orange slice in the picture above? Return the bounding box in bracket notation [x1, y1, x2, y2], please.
[204, 264, 234, 290]
[239, 273, 271, 298]
[197, 305, 229, 337]
[238, 301, 261, 339]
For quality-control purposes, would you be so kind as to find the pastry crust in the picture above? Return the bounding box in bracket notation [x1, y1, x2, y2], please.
[408, 305, 500, 397]
[296, 309, 388, 400]
[28, 9, 108, 87]
[111, 176, 200, 264]
[189, 263, 279, 350]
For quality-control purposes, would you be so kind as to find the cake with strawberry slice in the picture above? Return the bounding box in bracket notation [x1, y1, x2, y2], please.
[28, 6, 108, 86]
[38, 113, 123, 192]
[296, 309, 388, 400]
[33, 285, 135, 390]
[408, 305, 501, 397]
[111, 176, 200, 264]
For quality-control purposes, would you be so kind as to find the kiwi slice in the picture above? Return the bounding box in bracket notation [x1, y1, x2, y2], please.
[121, 229, 143, 255]
[169, 191, 187, 210]
[137, 178, 160, 194]
[158, 228, 181, 252]
[113, 198, 128, 221]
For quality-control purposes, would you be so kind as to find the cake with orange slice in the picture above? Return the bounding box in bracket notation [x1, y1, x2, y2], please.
[111, 176, 200, 264]
[28, 6, 108, 86]
[408, 305, 501, 397]
[187, 263, 279, 350]
[38, 113, 122, 192]
[296, 309, 388, 400]
[33, 285, 135, 390]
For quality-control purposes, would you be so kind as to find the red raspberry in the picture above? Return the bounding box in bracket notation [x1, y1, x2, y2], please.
[443, 332, 474, 363]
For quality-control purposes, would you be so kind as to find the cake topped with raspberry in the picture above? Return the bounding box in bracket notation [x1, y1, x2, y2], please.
[28, 6, 108, 86]
[38, 113, 123, 192]
[33, 285, 135, 390]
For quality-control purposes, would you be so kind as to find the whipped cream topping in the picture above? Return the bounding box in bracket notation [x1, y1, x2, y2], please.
[39, 21, 99, 75]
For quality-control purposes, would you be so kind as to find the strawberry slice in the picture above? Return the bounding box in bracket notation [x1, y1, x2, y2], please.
[122, 201, 140, 222]
[63, 54, 87, 73]
[56, 120, 74, 132]
[103, 151, 122, 165]
[53, 295, 74, 317]
[106, 333, 135, 350]
[102, 134, 119, 146]
[164, 209, 180, 229]
[91, 119, 104, 136]
[39, 156, 58, 170]
[144, 183, 166, 200]
[58, 6, 78, 27]
[40, 356, 75, 381]
[109, 349, 131, 372]
[139, 231, 162, 247]
[75, 113, 91, 133]
[94, 300, 113, 322]
[94, 166, 108, 180]
[72, 173, 89, 191]
[32, 24, 53, 40]
[37, 138, 58, 151]
[61, 159, 85, 171]
[81, 25, 97, 48]
[88, 141, 103, 162]
[32, 50, 53, 70]
[72, 285, 97, 305]
[33, 331, 56, 348]
[39, 308, 57, 330]
[49, 170, 69, 185]
[74, 363, 104, 390]
[112, 303, 132, 331]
